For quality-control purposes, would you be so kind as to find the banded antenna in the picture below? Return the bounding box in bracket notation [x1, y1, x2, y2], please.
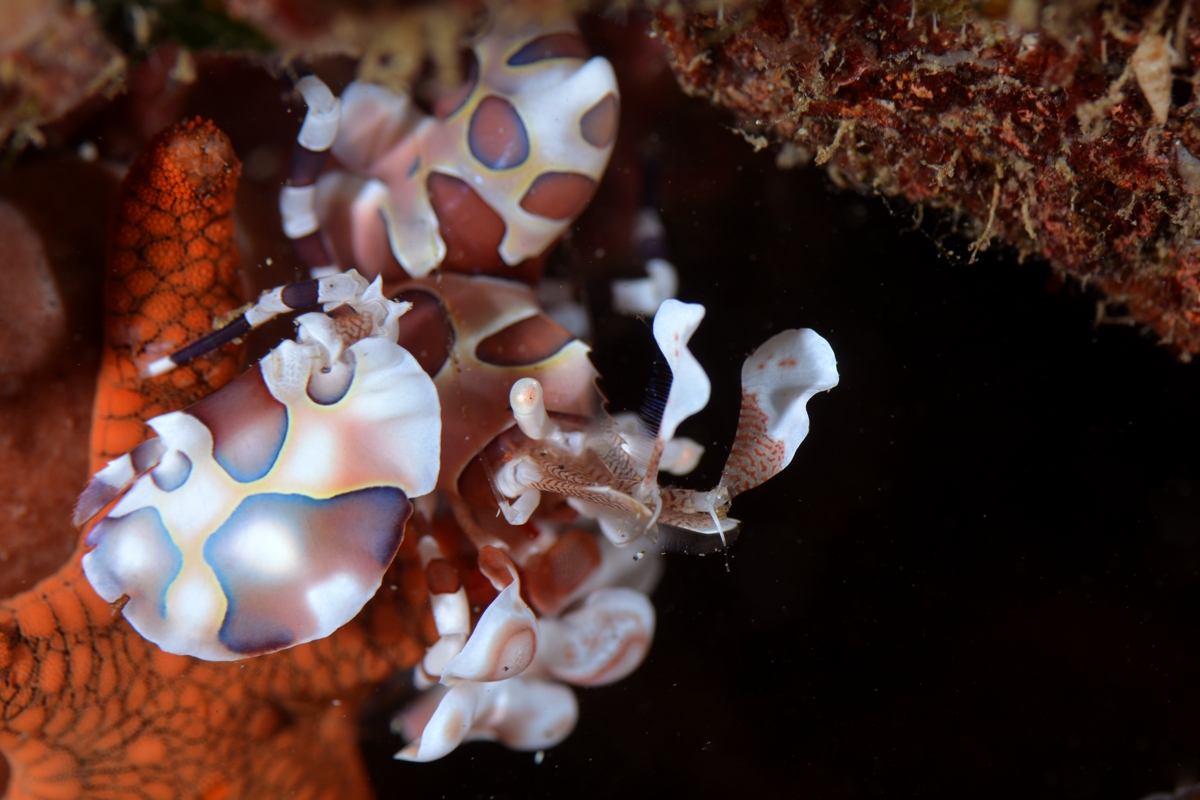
[280, 74, 341, 278]
[144, 272, 371, 377]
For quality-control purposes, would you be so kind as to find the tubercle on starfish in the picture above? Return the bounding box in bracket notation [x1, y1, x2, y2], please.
[0, 542, 435, 800]
[0, 4, 842, 794]
[89, 117, 245, 475]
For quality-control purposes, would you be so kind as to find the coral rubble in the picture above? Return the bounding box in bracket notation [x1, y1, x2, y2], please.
[657, 0, 1200, 353]
[0, 1, 125, 151]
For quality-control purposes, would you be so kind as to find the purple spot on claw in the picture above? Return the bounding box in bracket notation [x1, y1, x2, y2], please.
[469, 97, 529, 170]
[204, 487, 411, 656]
[187, 365, 288, 483]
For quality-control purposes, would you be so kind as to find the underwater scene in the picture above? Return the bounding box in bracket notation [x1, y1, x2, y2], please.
[0, 2, 1198, 799]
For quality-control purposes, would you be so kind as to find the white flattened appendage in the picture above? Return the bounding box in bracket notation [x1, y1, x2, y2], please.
[261, 328, 441, 501]
[333, 81, 422, 172]
[395, 678, 578, 762]
[533, 587, 655, 687]
[380, 173, 445, 277]
[350, 180, 405, 279]
[660, 435, 704, 476]
[317, 79, 444, 277]
[652, 300, 710, 445]
[719, 328, 839, 498]
[440, 562, 538, 684]
[280, 185, 319, 239]
[364, 115, 444, 277]
[634, 298, 710, 501]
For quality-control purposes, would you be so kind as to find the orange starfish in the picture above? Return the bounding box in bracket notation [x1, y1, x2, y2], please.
[0, 119, 436, 800]
[88, 117, 245, 474]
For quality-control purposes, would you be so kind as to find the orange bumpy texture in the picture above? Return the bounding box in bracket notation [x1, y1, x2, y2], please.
[88, 117, 245, 474]
[0, 545, 435, 800]
[0, 118, 438, 799]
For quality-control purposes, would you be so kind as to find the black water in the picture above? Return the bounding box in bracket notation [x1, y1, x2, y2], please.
[364, 71, 1200, 800]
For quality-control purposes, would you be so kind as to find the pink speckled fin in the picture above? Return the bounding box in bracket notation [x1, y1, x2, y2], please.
[720, 328, 840, 498]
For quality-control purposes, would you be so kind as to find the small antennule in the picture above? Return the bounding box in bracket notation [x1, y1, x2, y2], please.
[510, 377, 556, 440]
[143, 271, 373, 377]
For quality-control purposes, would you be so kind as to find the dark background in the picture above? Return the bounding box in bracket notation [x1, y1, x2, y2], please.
[43, 15, 1200, 800]
[359, 23, 1200, 800]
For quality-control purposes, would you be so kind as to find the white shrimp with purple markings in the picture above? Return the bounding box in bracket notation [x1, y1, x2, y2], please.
[76, 272, 441, 661]
[280, 3, 620, 280]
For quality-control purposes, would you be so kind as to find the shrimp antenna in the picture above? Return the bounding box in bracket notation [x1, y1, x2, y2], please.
[144, 271, 369, 377]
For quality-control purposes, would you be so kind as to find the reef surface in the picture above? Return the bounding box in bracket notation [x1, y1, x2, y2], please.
[657, 0, 1200, 354]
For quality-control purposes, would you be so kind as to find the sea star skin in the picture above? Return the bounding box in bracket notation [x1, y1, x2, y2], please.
[89, 116, 246, 475]
[0, 540, 434, 800]
[0, 16, 840, 791]
[0, 117, 437, 800]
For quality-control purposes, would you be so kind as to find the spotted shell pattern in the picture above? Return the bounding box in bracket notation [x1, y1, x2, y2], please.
[389, 272, 598, 495]
[72, 2, 839, 769]
[325, 3, 618, 277]
[81, 282, 441, 661]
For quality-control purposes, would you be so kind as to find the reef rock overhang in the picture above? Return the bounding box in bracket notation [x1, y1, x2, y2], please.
[656, 0, 1200, 356]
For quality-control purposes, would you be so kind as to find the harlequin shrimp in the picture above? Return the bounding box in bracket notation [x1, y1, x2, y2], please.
[279, 0, 619, 283]
[75, 0, 839, 766]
